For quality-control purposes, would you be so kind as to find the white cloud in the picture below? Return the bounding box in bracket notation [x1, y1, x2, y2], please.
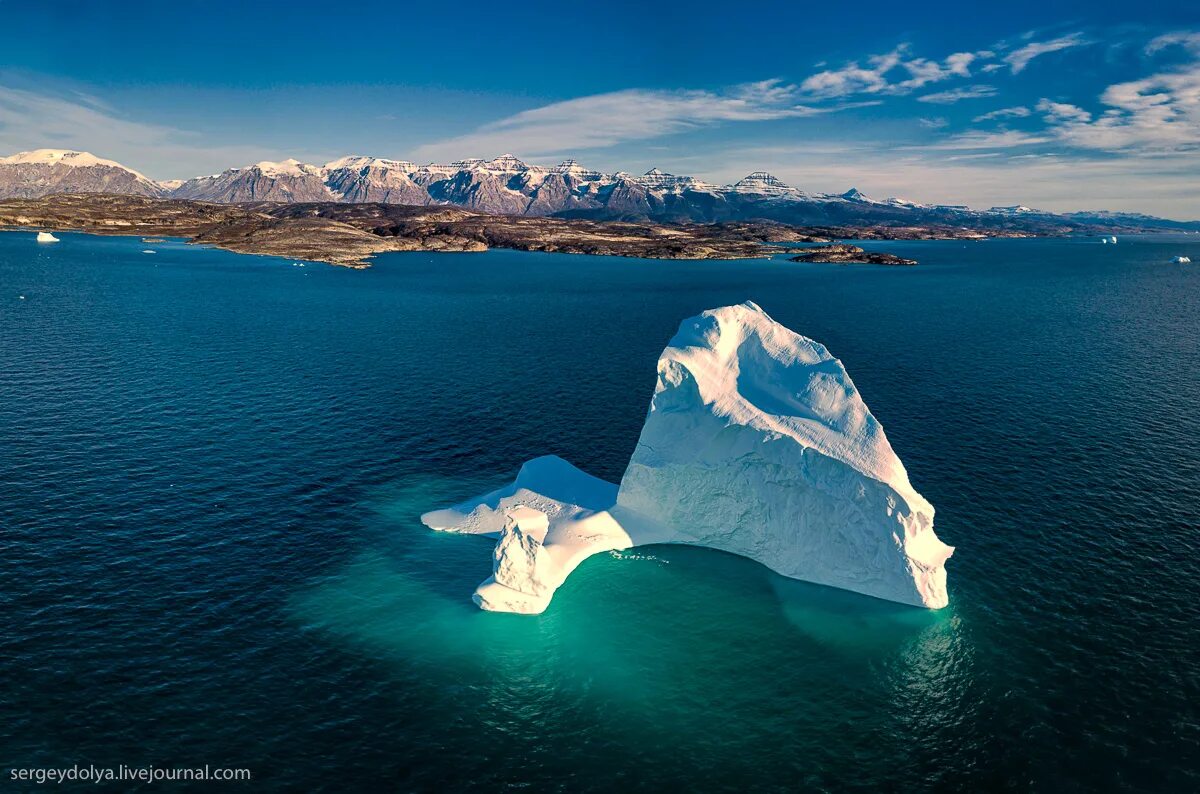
[799, 47, 907, 98]
[799, 46, 991, 99]
[974, 106, 1032, 122]
[917, 85, 998, 104]
[412, 80, 838, 160]
[919, 117, 949, 129]
[1036, 99, 1092, 123]
[1005, 33, 1089, 74]
[896, 52, 979, 89]
[945, 53, 978, 76]
[1038, 63, 1200, 152]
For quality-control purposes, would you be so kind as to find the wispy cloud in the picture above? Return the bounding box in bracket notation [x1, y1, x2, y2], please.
[1145, 31, 1200, 56]
[1005, 33, 1089, 74]
[0, 81, 292, 178]
[974, 106, 1032, 122]
[412, 80, 848, 160]
[925, 130, 1052, 150]
[1036, 99, 1092, 123]
[799, 46, 990, 99]
[798, 48, 906, 98]
[917, 85, 998, 104]
[1036, 62, 1200, 152]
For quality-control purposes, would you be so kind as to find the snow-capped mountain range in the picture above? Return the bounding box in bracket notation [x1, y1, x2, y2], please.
[1, 149, 1196, 230]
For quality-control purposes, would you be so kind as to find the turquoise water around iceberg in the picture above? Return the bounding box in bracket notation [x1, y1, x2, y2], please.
[1, 231, 1198, 791]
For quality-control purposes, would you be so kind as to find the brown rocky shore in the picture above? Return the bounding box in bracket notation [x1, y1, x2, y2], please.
[1, 193, 1021, 267]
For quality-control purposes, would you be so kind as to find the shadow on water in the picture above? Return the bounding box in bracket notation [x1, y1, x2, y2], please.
[768, 573, 954, 652]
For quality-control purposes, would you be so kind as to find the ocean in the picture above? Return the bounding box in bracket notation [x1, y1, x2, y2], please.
[2, 231, 1197, 790]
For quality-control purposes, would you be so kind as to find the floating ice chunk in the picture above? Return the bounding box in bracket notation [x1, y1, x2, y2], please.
[1171, 256, 1191, 263]
[422, 456, 630, 614]
[424, 303, 953, 613]
[36, 231, 59, 243]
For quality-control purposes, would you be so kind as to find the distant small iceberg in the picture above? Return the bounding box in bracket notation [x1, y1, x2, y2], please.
[36, 231, 60, 243]
[1110, 235, 1118, 243]
[1171, 256, 1191, 264]
[142, 249, 156, 254]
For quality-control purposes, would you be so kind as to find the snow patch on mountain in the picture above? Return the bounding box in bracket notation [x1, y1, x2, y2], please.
[252, 159, 325, 178]
[0, 149, 152, 180]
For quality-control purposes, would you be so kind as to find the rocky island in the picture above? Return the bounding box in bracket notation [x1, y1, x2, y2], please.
[0, 194, 833, 266]
[788, 243, 918, 266]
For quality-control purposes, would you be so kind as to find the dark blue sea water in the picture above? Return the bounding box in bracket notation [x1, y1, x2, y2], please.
[2, 231, 1198, 791]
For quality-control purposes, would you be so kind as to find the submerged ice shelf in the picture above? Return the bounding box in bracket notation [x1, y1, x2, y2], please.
[422, 302, 953, 614]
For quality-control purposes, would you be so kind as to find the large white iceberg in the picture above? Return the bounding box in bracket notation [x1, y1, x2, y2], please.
[422, 302, 953, 614]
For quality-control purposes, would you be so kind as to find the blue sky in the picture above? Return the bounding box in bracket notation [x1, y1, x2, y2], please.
[1, 0, 1198, 217]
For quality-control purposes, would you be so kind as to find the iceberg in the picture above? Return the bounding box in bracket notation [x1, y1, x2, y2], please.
[1171, 256, 1191, 263]
[36, 231, 59, 243]
[423, 456, 630, 614]
[423, 302, 953, 614]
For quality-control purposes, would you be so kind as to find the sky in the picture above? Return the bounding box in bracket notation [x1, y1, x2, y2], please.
[1, 0, 1198, 218]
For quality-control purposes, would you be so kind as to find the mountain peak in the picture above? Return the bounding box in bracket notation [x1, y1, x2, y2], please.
[0, 149, 151, 180]
[324, 155, 417, 172]
[740, 170, 783, 182]
[252, 159, 323, 178]
[0, 148, 161, 197]
[842, 187, 871, 202]
[482, 154, 531, 173]
[323, 155, 372, 169]
[552, 159, 605, 180]
[731, 171, 802, 198]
